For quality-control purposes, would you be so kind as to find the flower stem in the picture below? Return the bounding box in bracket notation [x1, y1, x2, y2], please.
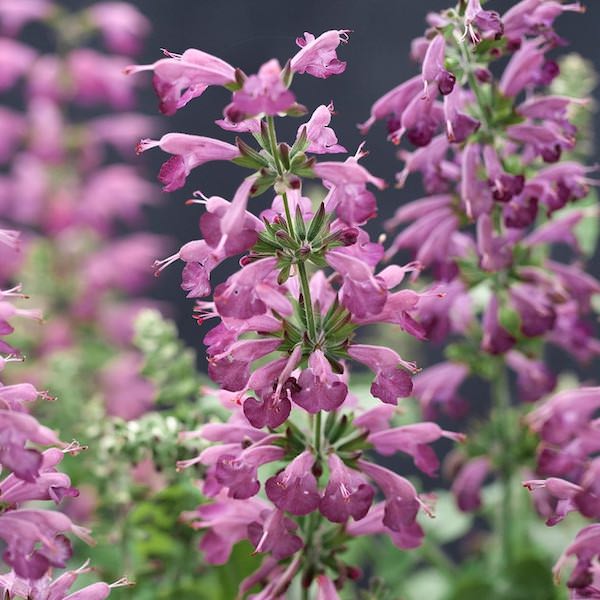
[493, 364, 515, 569]
[302, 583, 311, 600]
[266, 115, 283, 175]
[314, 411, 322, 455]
[421, 538, 455, 576]
[281, 191, 295, 237]
[298, 262, 317, 341]
[456, 35, 493, 134]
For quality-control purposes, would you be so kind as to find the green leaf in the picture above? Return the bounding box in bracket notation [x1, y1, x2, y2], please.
[231, 155, 263, 170]
[307, 202, 327, 240]
[498, 305, 521, 338]
[290, 125, 309, 158]
[294, 204, 307, 238]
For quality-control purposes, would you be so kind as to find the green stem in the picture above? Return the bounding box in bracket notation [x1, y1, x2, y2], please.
[298, 262, 316, 341]
[314, 411, 322, 455]
[457, 37, 493, 134]
[421, 538, 455, 576]
[266, 115, 283, 175]
[493, 365, 514, 569]
[302, 584, 310, 600]
[281, 191, 295, 237]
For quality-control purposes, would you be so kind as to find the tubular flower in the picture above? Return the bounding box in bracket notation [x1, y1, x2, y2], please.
[290, 30, 351, 78]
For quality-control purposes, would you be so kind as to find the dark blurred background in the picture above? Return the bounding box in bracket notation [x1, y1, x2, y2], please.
[70, 0, 600, 358]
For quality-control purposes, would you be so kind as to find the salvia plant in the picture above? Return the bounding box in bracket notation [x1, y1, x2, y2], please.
[128, 26, 469, 599]
[360, 0, 600, 598]
[0, 0, 209, 596]
[0, 227, 130, 598]
[0, 0, 598, 599]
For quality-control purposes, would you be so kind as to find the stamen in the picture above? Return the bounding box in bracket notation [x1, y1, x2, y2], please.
[152, 252, 181, 276]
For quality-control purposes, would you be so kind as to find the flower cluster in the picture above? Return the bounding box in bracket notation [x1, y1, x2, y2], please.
[0, 229, 128, 598]
[360, 0, 598, 589]
[0, 0, 163, 422]
[524, 387, 600, 596]
[0, 0, 182, 590]
[0, 0, 164, 496]
[129, 30, 463, 597]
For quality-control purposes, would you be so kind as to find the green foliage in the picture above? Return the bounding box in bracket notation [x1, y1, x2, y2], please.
[133, 309, 206, 419]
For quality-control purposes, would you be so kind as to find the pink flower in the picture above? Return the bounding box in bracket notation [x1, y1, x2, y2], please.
[100, 353, 155, 420]
[0, 448, 78, 506]
[506, 350, 556, 403]
[265, 451, 320, 516]
[326, 249, 387, 318]
[316, 575, 341, 600]
[0, 509, 92, 579]
[242, 357, 296, 429]
[291, 349, 348, 413]
[507, 122, 573, 164]
[452, 457, 490, 512]
[348, 344, 416, 405]
[316, 148, 385, 226]
[503, 0, 585, 45]
[126, 48, 236, 115]
[443, 87, 480, 143]
[248, 508, 304, 559]
[215, 444, 284, 499]
[369, 422, 464, 476]
[553, 524, 600, 592]
[346, 502, 424, 549]
[461, 143, 492, 219]
[357, 460, 429, 537]
[225, 59, 295, 123]
[184, 495, 266, 565]
[0, 410, 64, 482]
[480, 296, 516, 356]
[412, 362, 469, 419]
[67, 49, 136, 109]
[208, 338, 281, 392]
[385, 196, 459, 266]
[213, 258, 278, 319]
[464, 0, 503, 43]
[290, 30, 350, 79]
[0, 38, 36, 91]
[388, 92, 442, 147]
[527, 387, 600, 446]
[320, 454, 374, 523]
[421, 35, 455, 97]
[137, 133, 239, 192]
[297, 103, 346, 154]
[358, 75, 422, 135]
[0, 0, 51, 36]
[523, 477, 582, 525]
[499, 40, 546, 98]
[88, 2, 150, 55]
[509, 282, 556, 338]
